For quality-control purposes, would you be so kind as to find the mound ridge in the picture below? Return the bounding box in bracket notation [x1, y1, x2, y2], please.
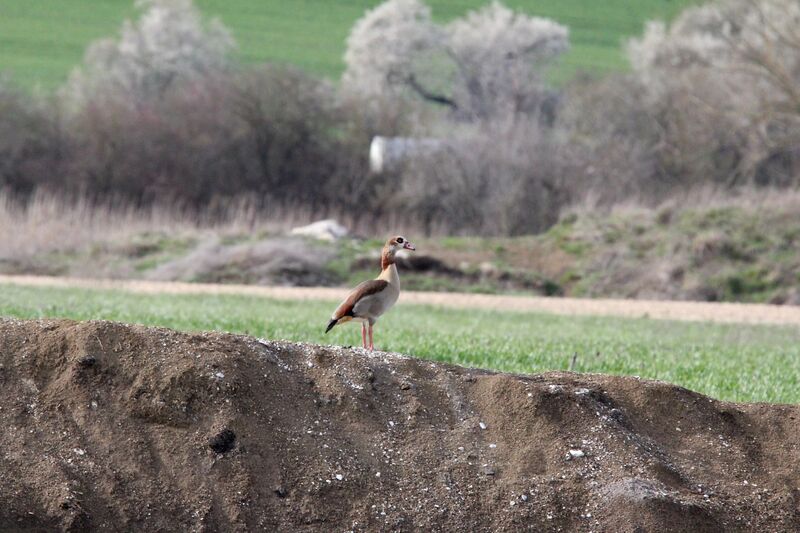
[0, 318, 797, 532]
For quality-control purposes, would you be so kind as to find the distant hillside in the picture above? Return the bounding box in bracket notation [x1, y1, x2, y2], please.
[2, 0, 699, 89]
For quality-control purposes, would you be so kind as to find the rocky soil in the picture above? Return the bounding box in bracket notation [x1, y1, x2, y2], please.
[0, 318, 797, 532]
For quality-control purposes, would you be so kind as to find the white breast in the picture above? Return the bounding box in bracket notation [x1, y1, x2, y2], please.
[354, 264, 401, 320]
[353, 283, 399, 319]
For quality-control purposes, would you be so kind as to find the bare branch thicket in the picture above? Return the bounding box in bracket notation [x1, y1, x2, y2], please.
[398, 118, 583, 235]
[62, 0, 235, 110]
[444, 2, 568, 121]
[340, 0, 576, 235]
[627, 0, 800, 187]
[0, 81, 67, 197]
[341, 0, 442, 121]
[343, 0, 568, 123]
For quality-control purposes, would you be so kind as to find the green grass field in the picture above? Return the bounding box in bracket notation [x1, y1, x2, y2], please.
[1, 283, 797, 404]
[1, 0, 699, 89]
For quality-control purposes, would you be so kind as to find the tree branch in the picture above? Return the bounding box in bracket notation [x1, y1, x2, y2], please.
[406, 74, 458, 109]
[388, 70, 459, 110]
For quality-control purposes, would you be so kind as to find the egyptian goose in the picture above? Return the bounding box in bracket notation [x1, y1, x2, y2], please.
[325, 235, 416, 350]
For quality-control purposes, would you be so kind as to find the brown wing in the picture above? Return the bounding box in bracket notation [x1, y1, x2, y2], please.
[331, 280, 389, 321]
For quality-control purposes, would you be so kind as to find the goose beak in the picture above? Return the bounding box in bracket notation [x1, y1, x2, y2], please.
[403, 241, 416, 251]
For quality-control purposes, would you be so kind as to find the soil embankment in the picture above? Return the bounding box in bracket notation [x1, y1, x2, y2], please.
[0, 318, 797, 531]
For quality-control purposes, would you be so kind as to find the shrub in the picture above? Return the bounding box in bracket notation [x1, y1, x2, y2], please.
[398, 119, 580, 235]
[342, 0, 441, 102]
[230, 66, 342, 207]
[64, 66, 367, 209]
[445, 1, 568, 121]
[557, 73, 665, 202]
[627, 0, 800, 187]
[63, 0, 234, 108]
[0, 81, 66, 197]
[343, 0, 568, 122]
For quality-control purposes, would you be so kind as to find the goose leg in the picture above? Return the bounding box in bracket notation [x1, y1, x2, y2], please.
[361, 322, 367, 349]
[368, 324, 374, 351]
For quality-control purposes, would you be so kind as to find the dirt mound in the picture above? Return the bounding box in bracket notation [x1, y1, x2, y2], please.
[146, 238, 340, 287]
[0, 318, 797, 532]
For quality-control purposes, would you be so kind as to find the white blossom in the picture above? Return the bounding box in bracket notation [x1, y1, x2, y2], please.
[343, 0, 568, 120]
[63, 0, 235, 107]
[342, 0, 442, 99]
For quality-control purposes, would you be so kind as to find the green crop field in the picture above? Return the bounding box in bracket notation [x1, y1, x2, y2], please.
[0, 283, 797, 404]
[1, 0, 699, 89]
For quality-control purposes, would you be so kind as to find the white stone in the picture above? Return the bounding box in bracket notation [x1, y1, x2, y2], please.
[290, 219, 349, 242]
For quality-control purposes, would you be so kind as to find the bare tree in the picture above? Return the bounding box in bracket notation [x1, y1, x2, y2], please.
[445, 2, 568, 120]
[343, 0, 568, 122]
[0, 80, 66, 196]
[63, 0, 234, 108]
[628, 0, 800, 186]
[342, 0, 442, 100]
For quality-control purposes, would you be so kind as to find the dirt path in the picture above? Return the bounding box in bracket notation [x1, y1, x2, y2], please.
[2, 274, 800, 326]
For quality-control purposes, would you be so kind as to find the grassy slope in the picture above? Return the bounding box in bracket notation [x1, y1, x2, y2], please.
[528, 202, 800, 303]
[4, 195, 800, 303]
[1, 0, 698, 89]
[395, 196, 800, 302]
[1, 283, 797, 404]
